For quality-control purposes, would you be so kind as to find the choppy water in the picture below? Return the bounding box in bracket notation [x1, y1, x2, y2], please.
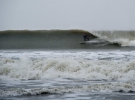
[0, 30, 135, 99]
[0, 49, 135, 100]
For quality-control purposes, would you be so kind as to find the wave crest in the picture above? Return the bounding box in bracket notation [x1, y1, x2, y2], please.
[92, 31, 135, 46]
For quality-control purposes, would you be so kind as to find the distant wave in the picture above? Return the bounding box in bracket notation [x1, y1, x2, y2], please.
[0, 30, 135, 49]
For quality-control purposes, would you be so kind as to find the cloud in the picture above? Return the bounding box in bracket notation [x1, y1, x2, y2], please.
[0, 0, 135, 30]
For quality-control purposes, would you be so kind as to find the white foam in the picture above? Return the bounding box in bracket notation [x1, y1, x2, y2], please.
[1, 50, 135, 97]
[0, 56, 135, 80]
[0, 81, 135, 97]
[92, 32, 135, 46]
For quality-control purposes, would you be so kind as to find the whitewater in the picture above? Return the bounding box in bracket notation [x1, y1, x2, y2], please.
[0, 50, 135, 80]
[0, 49, 135, 100]
[0, 30, 135, 100]
[92, 31, 135, 46]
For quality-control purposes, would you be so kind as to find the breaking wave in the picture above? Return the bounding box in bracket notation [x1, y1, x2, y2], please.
[0, 30, 135, 49]
[0, 50, 135, 97]
[92, 31, 135, 46]
[0, 57, 135, 80]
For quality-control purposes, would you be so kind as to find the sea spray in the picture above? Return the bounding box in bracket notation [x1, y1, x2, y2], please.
[92, 31, 135, 46]
[1, 57, 135, 80]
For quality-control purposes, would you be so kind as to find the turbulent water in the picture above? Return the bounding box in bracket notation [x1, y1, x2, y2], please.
[92, 31, 135, 46]
[0, 30, 135, 100]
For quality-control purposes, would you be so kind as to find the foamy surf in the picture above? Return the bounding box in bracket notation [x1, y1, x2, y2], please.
[0, 31, 135, 99]
[91, 31, 135, 46]
[0, 57, 135, 80]
[0, 50, 135, 80]
[0, 50, 135, 98]
[0, 81, 135, 97]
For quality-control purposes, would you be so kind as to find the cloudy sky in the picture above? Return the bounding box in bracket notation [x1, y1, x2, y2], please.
[0, 0, 135, 30]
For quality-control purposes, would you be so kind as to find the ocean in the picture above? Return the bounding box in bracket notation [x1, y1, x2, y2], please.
[0, 30, 135, 100]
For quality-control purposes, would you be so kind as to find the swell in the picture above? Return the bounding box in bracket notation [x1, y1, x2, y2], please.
[0, 30, 135, 49]
[0, 30, 96, 49]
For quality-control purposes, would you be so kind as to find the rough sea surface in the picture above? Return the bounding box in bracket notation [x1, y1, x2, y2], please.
[0, 30, 135, 100]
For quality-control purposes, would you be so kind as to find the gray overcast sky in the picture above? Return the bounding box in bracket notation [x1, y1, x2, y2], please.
[0, 0, 135, 30]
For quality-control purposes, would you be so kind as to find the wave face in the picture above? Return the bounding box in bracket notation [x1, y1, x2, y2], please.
[92, 31, 135, 46]
[0, 30, 94, 49]
[0, 30, 135, 49]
